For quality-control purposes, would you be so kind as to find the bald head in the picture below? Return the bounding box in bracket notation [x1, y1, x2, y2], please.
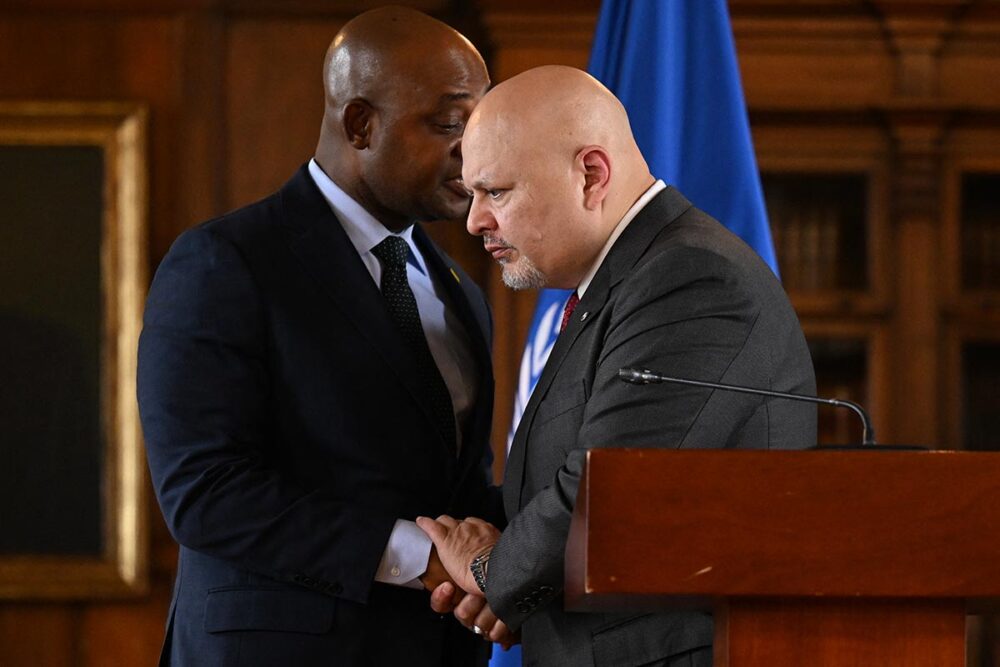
[463, 66, 654, 290]
[322, 7, 481, 111]
[315, 7, 489, 231]
[469, 66, 643, 175]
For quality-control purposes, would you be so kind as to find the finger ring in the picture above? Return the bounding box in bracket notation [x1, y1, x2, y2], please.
[472, 625, 483, 635]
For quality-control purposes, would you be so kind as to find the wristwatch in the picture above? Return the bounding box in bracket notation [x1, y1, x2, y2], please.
[469, 547, 492, 593]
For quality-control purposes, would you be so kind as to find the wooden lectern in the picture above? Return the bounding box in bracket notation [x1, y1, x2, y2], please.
[565, 449, 1000, 666]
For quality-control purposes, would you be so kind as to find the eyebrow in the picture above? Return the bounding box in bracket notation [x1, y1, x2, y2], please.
[439, 92, 476, 104]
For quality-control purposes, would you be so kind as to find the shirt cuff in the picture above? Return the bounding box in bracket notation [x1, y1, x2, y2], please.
[374, 519, 433, 590]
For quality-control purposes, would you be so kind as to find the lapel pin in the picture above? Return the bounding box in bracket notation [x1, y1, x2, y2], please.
[580, 312, 589, 322]
[450, 267, 461, 283]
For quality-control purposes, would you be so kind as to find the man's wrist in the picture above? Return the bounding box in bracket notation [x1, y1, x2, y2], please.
[469, 546, 493, 594]
[376, 519, 433, 589]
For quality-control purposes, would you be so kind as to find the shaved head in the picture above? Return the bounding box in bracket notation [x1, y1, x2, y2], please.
[315, 7, 489, 231]
[466, 66, 640, 179]
[463, 66, 653, 289]
[322, 7, 482, 112]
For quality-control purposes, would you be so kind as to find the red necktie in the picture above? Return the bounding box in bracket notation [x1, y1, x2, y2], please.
[560, 292, 580, 333]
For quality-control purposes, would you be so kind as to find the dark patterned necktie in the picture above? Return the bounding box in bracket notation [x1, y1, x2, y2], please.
[371, 236, 457, 454]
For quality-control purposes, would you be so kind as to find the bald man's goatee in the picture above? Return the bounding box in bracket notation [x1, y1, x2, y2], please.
[500, 257, 547, 291]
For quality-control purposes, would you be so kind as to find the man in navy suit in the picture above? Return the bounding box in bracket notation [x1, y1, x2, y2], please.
[138, 7, 504, 665]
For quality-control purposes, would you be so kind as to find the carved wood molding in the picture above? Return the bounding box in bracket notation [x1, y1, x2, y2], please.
[869, 0, 976, 96]
[480, 10, 597, 50]
[947, 2, 1000, 51]
[0, 0, 446, 16]
[886, 107, 951, 222]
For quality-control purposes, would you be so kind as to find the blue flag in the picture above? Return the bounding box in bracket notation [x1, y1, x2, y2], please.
[492, 2, 774, 664]
[505, 288, 574, 453]
[588, 0, 777, 271]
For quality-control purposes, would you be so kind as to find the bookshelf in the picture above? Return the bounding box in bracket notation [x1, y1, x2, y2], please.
[753, 124, 890, 447]
[962, 341, 1000, 451]
[752, 123, 890, 318]
[942, 128, 1000, 455]
[763, 172, 867, 293]
[807, 337, 867, 445]
[799, 322, 889, 447]
[960, 173, 1000, 292]
[954, 168, 1000, 452]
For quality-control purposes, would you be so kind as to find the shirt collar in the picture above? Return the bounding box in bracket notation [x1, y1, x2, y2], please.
[577, 179, 666, 298]
[307, 158, 425, 274]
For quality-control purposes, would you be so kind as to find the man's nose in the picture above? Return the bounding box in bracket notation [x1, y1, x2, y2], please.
[466, 195, 495, 236]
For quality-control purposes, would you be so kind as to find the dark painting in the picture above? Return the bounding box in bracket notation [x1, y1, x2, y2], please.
[0, 145, 104, 556]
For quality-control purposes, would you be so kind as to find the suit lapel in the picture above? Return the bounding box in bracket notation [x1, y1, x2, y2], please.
[503, 186, 695, 515]
[278, 165, 456, 462]
[502, 277, 608, 516]
[412, 227, 492, 381]
[411, 226, 497, 481]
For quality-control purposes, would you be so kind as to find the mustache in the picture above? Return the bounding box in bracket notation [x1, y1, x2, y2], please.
[483, 235, 515, 250]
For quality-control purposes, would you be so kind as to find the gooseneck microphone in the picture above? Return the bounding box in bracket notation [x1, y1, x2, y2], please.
[618, 367, 877, 446]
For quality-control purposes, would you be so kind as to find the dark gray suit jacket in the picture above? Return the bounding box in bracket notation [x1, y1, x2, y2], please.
[486, 187, 817, 667]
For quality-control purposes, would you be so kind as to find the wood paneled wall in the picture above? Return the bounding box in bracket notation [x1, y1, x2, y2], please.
[2, 1, 999, 664]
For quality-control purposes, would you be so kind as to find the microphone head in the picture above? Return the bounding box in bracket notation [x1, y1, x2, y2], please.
[618, 368, 658, 384]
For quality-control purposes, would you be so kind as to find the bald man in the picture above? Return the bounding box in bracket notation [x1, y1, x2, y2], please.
[420, 66, 816, 666]
[138, 8, 503, 666]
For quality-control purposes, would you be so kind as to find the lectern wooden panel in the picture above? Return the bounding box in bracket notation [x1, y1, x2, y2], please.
[565, 449, 1000, 666]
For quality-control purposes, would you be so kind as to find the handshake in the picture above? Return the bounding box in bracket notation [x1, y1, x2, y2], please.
[415, 515, 518, 650]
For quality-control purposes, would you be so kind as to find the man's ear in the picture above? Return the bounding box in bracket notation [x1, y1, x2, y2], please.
[343, 99, 375, 149]
[577, 145, 611, 210]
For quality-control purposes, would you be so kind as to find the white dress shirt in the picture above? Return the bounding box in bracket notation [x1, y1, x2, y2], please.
[308, 159, 479, 589]
[577, 180, 667, 298]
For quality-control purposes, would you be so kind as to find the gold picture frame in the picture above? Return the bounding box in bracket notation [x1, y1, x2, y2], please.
[0, 102, 148, 598]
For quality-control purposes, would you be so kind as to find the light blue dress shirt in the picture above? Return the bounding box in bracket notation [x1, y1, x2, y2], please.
[307, 159, 478, 589]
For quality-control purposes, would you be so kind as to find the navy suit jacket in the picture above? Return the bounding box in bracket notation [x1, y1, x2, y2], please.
[138, 165, 501, 666]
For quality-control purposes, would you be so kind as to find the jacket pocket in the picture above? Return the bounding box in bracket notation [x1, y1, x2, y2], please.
[204, 587, 335, 635]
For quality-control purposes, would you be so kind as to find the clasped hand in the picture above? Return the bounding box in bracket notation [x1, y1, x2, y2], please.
[416, 515, 518, 649]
